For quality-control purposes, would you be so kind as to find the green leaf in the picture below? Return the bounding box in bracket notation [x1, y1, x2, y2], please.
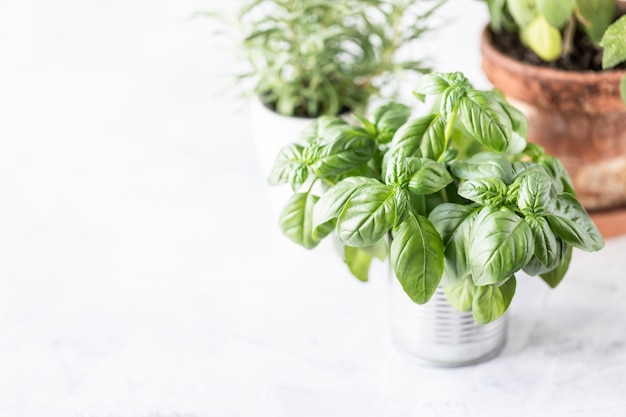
[429, 204, 479, 283]
[337, 182, 398, 247]
[371, 103, 412, 144]
[525, 215, 558, 269]
[451, 152, 514, 183]
[537, 155, 574, 195]
[344, 246, 374, 282]
[521, 14, 562, 61]
[269, 143, 306, 187]
[299, 115, 348, 144]
[496, 95, 529, 155]
[388, 114, 446, 160]
[391, 214, 444, 304]
[279, 192, 323, 249]
[312, 177, 374, 236]
[469, 208, 534, 286]
[536, 0, 574, 28]
[506, 0, 538, 27]
[579, 0, 615, 44]
[458, 178, 508, 207]
[413, 73, 453, 98]
[472, 276, 516, 324]
[444, 277, 475, 312]
[311, 127, 376, 177]
[458, 90, 512, 152]
[546, 193, 604, 251]
[600, 15, 626, 69]
[517, 169, 552, 215]
[540, 244, 572, 288]
[406, 159, 453, 195]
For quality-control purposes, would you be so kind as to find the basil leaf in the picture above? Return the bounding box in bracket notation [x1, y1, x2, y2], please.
[371, 103, 411, 144]
[525, 215, 558, 269]
[440, 86, 467, 117]
[472, 276, 516, 324]
[538, 155, 574, 195]
[269, 143, 306, 187]
[389, 114, 441, 159]
[499, 98, 528, 155]
[518, 169, 552, 215]
[312, 177, 375, 234]
[413, 73, 454, 98]
[279, 192, 323, 249]
[311, 127, 376, 177]
[546, 193, 604, 251]
[451, 152, 513, 183]
[344, 246, 374, 282]
[469, 207, 534, 286]
[337, 182, 398, 247]
[407, 159, 453, 195]
[444, 277, 475, 312]
[540, 244, 573, 288]
[391, 214, 444, 304]
[458, 90, 512, 152]
[458, 178, 507, 207]
[429, 204, 479, 284]
[299, 115, 348, 144]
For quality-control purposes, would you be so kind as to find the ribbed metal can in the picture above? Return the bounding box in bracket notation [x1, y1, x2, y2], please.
[389, 275, 508, 366]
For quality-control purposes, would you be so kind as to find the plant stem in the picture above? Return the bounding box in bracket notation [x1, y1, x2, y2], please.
[562, 15, 576, 60]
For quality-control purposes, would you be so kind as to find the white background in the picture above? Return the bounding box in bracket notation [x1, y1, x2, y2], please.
[1, 1, 626, 416]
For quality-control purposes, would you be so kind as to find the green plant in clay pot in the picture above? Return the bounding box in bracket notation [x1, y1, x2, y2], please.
[480, 0, 626, 237]
[270, 71, 604, 328]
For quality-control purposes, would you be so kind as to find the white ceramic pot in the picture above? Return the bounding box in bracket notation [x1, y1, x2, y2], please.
[389, 273, 508, 366]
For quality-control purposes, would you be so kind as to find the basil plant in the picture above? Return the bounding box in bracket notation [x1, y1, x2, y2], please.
[270, 71, 604, 324]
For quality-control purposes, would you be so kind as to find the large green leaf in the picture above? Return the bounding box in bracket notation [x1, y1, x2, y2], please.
[406, 159, 453, 195]
[337, 182, 398, 247]
[472, 276, 517, 324]
[391, 214, 444, 304]
[389, 114, 439, 159]
[269, 143, 306, 187]
[344, 246, 374, 282]
[579, 0, 616, 44]
[458, 90, 512, 153]
[517, 169, 552, 215]
[537, 155, 574, 195]
[457, 178, 508, 207]
[546, 193, 604, 251]
[451, 152, 514, 183]
[536, 0, 574, 28]
[279, 192, 323, 249]
[312, 177, 375, 235]
[299, 115, 348, 144]
[507, 0, 538, 27]
[469, 208, 534, 286]
[371, 103, 412, 144]
[600, 15, 626, 69]
[311, 127, 376, 177]
[521, 14, 562, 61]
[444, 277, 475, 312]
[429, 204, 479, 283]
[540, 244, 572, 288]
[525, 215, 558, 269]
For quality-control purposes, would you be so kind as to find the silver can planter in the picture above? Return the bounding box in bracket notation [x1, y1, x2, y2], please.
[389, 275, 508, 366]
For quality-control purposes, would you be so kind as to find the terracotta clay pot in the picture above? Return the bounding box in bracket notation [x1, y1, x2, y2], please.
[480, 27, 626, 238]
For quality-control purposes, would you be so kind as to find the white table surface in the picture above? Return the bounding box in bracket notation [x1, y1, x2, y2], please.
[1, 1, 626, 416]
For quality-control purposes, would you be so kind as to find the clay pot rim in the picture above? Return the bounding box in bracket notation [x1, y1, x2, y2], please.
[480, 25, 626, 84]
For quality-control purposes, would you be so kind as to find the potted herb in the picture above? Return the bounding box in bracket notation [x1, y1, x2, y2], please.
[205, 0, 442, 210]
[270, 71, 604, 365]
[480, 0, 626, 237]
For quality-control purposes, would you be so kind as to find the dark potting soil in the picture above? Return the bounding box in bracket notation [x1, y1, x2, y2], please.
[490, 19, 626, 72]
